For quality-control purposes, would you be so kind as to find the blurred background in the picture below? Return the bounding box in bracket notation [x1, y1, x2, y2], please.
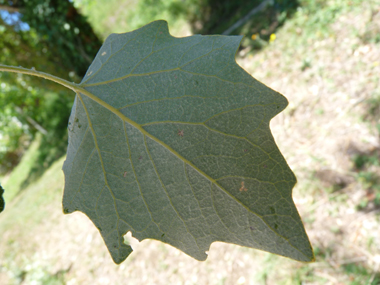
[0, 0, 380, 284]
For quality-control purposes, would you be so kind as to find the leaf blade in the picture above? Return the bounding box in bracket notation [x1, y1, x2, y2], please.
[62, 20, 314, 264]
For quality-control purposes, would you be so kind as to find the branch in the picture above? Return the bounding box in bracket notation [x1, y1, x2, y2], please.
[222, 0, 274, 35]
[0, 5, 20, 13]
[58, 34, 93, 64]
[14, 106, 48, 135]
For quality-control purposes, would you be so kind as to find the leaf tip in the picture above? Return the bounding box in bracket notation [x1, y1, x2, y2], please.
[110, 243, 134, 265]
[297, 241, 316, 263]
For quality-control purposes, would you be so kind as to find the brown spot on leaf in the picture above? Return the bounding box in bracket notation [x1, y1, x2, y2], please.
[239, 181, 247, 192]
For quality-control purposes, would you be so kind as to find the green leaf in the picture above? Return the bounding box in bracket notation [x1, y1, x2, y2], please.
[62, 20, 314, 264]
[0, 184, 5, 214]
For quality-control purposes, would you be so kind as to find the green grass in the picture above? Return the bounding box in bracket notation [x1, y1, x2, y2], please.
[0, 141, 66, 284]
[1, 134, 42, 203]
[343, 263, 380, 285]
[0, 155, 65, 238]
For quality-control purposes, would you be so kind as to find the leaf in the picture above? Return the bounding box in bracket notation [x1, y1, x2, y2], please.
[0, 184, 4, 214]
[62, 20, 314, 264]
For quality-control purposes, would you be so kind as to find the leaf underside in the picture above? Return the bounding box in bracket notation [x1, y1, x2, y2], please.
[62, 20, 313, 264]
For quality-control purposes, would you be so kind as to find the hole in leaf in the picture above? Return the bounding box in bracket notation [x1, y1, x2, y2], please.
[124, 231, 140, 250]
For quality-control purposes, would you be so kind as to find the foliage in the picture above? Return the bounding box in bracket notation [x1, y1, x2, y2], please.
[0, 61, 73, 174]
[181, 0, 299, 36]
[1, 0, 102, 78]
[0, 20, 313, 264]
[0, 78, 74, 175]
[0, 0, 101, 176]
[75, 0, 300, 49]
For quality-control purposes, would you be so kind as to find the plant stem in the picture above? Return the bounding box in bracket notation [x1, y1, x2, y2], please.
[0, 64, 78, 92]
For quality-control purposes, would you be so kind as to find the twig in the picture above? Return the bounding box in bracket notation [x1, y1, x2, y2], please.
[15, 106, 48, 135]
[222, 0, 274, 35]
[0, 5, 20, 13]
[337, 256, 367, 265]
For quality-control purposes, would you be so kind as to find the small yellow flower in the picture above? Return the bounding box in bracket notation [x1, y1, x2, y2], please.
[374, 61, 379, 67]
[251, 33, 258, 40]
[269, 33, 276, 42]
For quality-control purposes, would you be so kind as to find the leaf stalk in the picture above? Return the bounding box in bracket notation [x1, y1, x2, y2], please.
[0, 64, 77, 92]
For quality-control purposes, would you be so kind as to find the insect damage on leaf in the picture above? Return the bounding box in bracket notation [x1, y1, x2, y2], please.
[62, 20, 314, 264]
[239, 181, 248, 192]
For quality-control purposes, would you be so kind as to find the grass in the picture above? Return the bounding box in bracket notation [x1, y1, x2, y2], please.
[2, 0, 380, 284]
[343, 263, 380, 285]
[0, 147, 66, 284]
[73, 0, 191, 39]
[1, 134, 42, 202]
